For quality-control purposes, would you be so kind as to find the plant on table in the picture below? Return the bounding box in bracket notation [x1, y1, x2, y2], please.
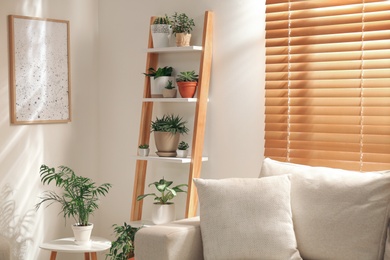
[35, 164, 112, 226]
[106, 222, 141, 260]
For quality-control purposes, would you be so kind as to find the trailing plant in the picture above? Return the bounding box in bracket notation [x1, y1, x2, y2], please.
[165, 80, 175, 89]
[143, 66, 173, 79]
[178, 141, 189, 150]
[35, 165, 112, 226]
[137, 178, 187, 204]
[138, 144, 149, 149]
[151, 114, 189, 135]
[176, 71, 198, 82]
[153, 14, 171, 25]
[170, 12, 195, 35]
[106, 222, 141, 260]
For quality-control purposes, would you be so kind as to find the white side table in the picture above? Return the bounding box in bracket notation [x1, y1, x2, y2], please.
[40, 236, 111, 260]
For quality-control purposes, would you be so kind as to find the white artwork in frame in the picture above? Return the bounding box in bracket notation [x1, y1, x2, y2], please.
[9, 15, 71, 124]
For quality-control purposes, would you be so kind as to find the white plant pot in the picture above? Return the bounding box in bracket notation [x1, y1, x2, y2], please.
[152, 203, 175, 225]
[176, 149, 189, 158]
[151, 76, 175, 98]
[151, 24, 172, 48]
[72, 223, 93, 245]
[138, 148, 150, 156]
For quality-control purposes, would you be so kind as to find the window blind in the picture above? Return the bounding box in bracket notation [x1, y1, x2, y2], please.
[265, 0, 390, 171]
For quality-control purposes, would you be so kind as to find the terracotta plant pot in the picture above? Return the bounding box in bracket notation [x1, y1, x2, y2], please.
[177, 81, 197, 98]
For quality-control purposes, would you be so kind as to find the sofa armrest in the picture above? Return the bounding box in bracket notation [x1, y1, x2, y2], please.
[134, 216, 203, 260]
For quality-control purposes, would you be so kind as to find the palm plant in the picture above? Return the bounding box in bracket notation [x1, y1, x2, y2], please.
[137, 178, 187, 204]
[35, 164, 112, 226]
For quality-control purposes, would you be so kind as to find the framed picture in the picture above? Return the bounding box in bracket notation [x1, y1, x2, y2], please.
[9, 15, 71, 124]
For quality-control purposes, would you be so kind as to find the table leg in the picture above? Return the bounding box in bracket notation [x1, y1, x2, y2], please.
[50, 251, 57, 260]
[91, 252, 97, 260]
[84, 252, 90, 260]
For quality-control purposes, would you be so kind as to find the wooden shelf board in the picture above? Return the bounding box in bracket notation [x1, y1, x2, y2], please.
[135, 155, 208, 163]
[142, 98, 198, 103]
[146, 46, 203, 53]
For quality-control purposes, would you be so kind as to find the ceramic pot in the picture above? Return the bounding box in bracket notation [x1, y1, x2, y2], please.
[163, 88, 177, 98]
[72, 223, 93, 245]
[151, 24, 171, 48]
[175, 33, 191, 47]
[151, 76, 175, 98]
[152, 203, 175, 224]
[177, 81, 198, 98]
[154, 131, 180, 157]
[176, 149, 189, 158]
[138, 148, 150, 156]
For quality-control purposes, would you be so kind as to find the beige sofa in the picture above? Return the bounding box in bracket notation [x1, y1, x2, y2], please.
[135, 158, 390, 260]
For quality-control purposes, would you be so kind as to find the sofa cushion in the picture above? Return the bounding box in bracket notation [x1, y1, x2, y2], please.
[194, 176, 302, 260]
[260, 158, 390, 260]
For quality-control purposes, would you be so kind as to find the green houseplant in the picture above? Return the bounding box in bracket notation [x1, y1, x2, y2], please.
[106, 222, 141, 260]
[35, 164, 111, 245]
[151, 114, 189, 157]
[162, 80, 177, 98]
[151, 14, 172, 48]
[176, 70, 199, 98]
[170, 12, 195, 47]
[143, 66, 174, 98]
[138, 144, 150, 157]
[137, 178, 187, 224]
[177, 141, 190, 158]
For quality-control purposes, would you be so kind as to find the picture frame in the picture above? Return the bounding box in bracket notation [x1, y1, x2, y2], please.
[8, 15, 71, 124]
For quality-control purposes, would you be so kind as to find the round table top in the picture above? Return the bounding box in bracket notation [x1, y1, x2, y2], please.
[40, 236, 111, 253]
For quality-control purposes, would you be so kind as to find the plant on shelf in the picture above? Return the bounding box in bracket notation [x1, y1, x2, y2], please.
[151, 114, 189, 157]
[176, 70, 199, 98]
[137, 178, 188, 224]
[138, 144, 150, 157]
[170, 12, 195, 47]
[137, 177, 188, 204]
[106, 222, 141, 260]
[143, 66, 174, 98]
[143, 66, 173, 79]
[162, 80, 177, 98]
[153, 14, 171, 25]
[151, 14, 172, 48]
[35, 164, 111, 245]
[177, 141, 190, 158]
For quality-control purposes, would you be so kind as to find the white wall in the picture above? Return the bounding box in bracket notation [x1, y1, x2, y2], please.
[0, 0, 99, 259]
[97, 0, 266, 241]
[0, 0, 265, 259]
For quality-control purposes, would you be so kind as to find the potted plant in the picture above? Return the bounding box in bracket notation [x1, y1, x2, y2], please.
[176, 70, 199, 98]
[137, 178, 187, 224]
[162, 80, 177, 98]
[151, 114, 189, 157]
[138, 144, 150, 157]
[170, 12, 195, 47]
[143, 66, 174, 98]
[177, 141, 189, 158]
[106, 222, 141, 260]
[151, 14, 172, 48]
[35, 165, 111, 245]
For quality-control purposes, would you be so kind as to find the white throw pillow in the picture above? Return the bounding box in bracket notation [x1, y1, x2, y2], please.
[194, 176, 302, 260]
[260, 158, 390, 260]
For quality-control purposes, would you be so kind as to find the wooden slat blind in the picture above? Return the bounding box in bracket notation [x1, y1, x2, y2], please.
[265, 0, 390, 171]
